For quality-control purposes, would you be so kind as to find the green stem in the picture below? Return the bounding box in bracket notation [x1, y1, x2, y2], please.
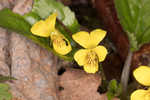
[56, 18, 73, 36]
[121, 50, 133, 100]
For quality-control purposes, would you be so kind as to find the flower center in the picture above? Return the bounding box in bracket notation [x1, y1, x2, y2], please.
[85, 50, 99, 66]
[52, 35, 68, 48]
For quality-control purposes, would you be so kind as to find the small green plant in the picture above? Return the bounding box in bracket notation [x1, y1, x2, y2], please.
[0, 75, 16, 100]
[0, 83, 12, 100]
[107, 79, 122, 100]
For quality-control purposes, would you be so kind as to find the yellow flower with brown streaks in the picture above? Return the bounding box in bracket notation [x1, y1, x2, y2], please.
[131, 66, 150, 100]
[72, 29, 108, 73]
[31, 13, 72, 55]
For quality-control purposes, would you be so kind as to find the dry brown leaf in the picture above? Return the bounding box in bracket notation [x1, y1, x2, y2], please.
[58, 68, 120, 100]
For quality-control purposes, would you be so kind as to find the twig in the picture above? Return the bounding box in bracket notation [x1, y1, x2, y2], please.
[121, 50, 133, 100]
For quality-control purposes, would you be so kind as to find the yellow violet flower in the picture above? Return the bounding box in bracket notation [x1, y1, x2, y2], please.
[72, 29, 108, 73]
[131, 66, 150, 100]
[31, 13, 72, 55]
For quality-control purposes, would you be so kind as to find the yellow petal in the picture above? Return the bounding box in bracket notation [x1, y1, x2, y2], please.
[83, 63, 98, 73]
[133, 66, 150, 86]
[53, 41, 72, 55]
[90, 29, 107, 46]
[93, 46, 107, 62]
[51, 31, 72, 55]
[31, 13, 57, 37]
[31, 20, 51, 37]
[72, 29, 107, 49]
[74, 49, 88, 66]
[131, 89, 149, 100]
[72, 31, 92, 48]
[146, 94, 150, 100]
[45, 13, 57, 32]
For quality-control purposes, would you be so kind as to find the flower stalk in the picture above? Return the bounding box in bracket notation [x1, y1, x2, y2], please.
[121, 49, 133, 100]
[56, 18, 73, 36]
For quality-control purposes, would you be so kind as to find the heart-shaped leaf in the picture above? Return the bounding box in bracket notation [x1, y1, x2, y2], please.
[115, 0, 150, 51]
